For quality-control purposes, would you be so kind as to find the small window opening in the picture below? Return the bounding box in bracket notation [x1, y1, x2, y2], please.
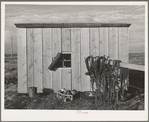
[56, 54, 71, 68]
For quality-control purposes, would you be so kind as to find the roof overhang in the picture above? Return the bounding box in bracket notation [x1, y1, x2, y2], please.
[15, 23, 131, 28]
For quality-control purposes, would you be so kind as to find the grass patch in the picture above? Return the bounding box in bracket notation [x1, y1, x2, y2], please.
[5, 58, 17, 84]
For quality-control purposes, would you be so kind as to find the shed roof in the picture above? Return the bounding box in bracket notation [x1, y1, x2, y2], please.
[15, 23, 131, 28]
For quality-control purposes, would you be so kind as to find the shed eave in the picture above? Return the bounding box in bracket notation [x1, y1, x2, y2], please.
[15, 23, 131, 28]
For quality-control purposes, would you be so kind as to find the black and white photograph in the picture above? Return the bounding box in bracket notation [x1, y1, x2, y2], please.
[1, 1, 148, 121]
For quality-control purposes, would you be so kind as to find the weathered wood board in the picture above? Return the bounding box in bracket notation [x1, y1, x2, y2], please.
[52, 28, 61, 92]
[62, 28, 71, 52]
[33, 28, 43, 93]
[16, 23, 131, 28]
[89, 28, 100, 57]
[17, 28, 27, 93]
[81, 28, 90, 91]
[27, 29, 34, 88]
[119, 27, 129, 63]
[61, 69, 72, 90]
[99, 28, 109, 57]
[71, 28, 81, 91]
[109, 28, 119, 60]
[43, 28, 53, 89]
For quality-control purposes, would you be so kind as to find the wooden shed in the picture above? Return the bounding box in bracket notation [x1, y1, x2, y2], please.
[15, 23, 131, 93]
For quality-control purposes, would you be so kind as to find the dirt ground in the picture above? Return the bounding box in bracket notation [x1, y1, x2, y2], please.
[4, 54, 145, 110]
[5, 83, 144, 110]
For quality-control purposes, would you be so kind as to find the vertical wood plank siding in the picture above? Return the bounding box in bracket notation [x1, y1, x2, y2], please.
[43, 28, 53, 88]
[61, 69, 71, 90]
[62, 28, 71, 52]
[81, 28, 90, 91]
[119, 27, 129, 63]
[89, 28, 99, 90]
[33, 29, 43, 93]
[17, 28, 27, 93]
[99, 28, 109, 57]
[61, 28, 72, 90]
[71, 28, 81, 91]
[18, 26, 130, 94]
[109, 28, 119, 60]
[52, 28, 61, 92]
[27, 29, 34, 88]
[89, 28, 100, 57]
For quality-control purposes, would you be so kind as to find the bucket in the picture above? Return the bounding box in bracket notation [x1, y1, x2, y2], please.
[28, 87, 37, 97]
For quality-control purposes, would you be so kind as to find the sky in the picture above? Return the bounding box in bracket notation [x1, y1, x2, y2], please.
[5, 4, 145, 54]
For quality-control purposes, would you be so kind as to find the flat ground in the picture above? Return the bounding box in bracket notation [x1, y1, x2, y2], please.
[4, 53, 144, 110]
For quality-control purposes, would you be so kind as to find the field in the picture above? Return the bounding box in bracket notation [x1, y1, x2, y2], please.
[129, 53, 144, 65]
[4, 53, 144, 110]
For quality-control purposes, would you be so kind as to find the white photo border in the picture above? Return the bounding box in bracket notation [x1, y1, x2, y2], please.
[1, 1, 148, 121]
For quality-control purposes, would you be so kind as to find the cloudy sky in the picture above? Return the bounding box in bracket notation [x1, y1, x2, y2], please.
[5, 4, 145, 54]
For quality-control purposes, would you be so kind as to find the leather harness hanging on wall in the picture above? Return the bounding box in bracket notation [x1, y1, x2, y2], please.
[85, 55, 129, 105]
